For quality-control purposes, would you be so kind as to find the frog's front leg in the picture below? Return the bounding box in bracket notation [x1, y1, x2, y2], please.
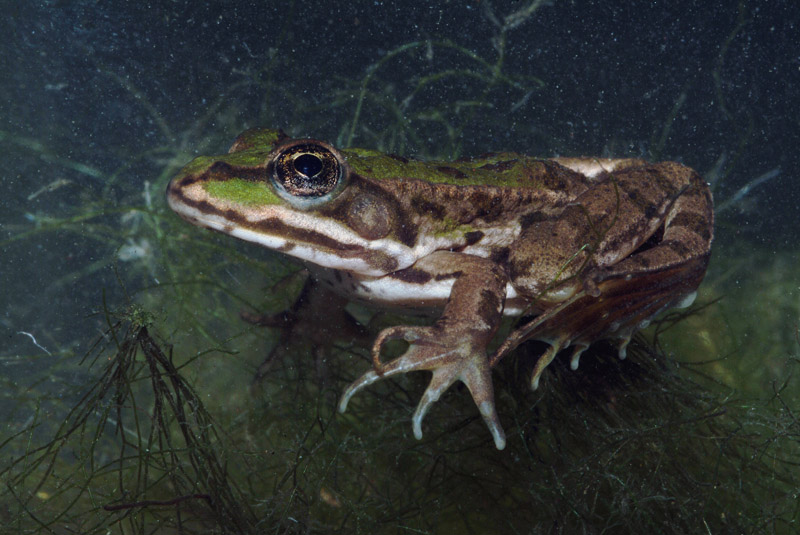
[244, 276, 369, 384]
[339, 251, 509, 450]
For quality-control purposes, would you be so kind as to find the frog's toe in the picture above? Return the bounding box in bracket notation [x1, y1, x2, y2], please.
[338, 333, 455, 415]
[455, 358, 506, 449]
[530, 339, 563, 390]
[338, 327, 436, 413]
[616, 336, 631, 360]
[340, 326, 507, 449]
[569, 343, 589, 371]
[338, 368, 380, 414]
[411, 367, 455, 440]
[410, 357, 506, 450]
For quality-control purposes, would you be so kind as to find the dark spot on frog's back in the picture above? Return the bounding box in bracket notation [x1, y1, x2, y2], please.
[480, 287, 501, 304]
[630, 254, 652, 269]
[669, 211, 712, 240]
[661, 238, 693, 258]
[643, 203, 659, 220]
[388, 154, 409, 164]
[479, 160, 517, 172]
[519, 211, 549, 230]
[413, 197, 445, 220]
[464, 230, 484, 245]
[478, 288, 502, 319]
[435, 270, 461, 281]
[489, 247, 510, 265]
[468, 191, 504, 221]
[391, 267, 433, 284]
[436, 166, 468, 180]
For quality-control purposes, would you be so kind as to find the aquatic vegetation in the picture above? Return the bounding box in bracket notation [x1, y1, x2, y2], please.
[2, 305, 799, 533]
[2, 0, 798, 533]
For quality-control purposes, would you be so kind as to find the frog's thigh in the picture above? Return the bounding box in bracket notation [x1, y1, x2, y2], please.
[603, 181, 713, 278]
[580, 169, 689, 268]
[507, 167, 684, 289]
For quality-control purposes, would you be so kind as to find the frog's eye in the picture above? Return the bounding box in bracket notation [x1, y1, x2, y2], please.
[270, 141, 347, 207]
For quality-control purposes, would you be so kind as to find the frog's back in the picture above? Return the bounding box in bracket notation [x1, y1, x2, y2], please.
[345, 149, 592, 190]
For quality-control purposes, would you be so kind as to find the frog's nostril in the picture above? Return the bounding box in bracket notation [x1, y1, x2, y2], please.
[294, 153, 323, 177]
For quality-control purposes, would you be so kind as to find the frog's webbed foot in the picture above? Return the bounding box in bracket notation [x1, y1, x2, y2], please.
[339, 324, 507, 450]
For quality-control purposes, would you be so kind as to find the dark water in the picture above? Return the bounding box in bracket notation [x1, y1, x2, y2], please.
[5, 1, 798, 232]
[1, 1, 798, 533]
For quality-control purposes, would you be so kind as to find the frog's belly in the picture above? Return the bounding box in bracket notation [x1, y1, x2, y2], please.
[313, 266, 528, 316]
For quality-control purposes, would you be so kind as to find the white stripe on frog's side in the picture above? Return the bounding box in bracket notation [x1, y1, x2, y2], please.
[170, 182, 522, 279]
[316, 268, 525, 316]
[169, 191, 416, 277]
[171, 184, 528, 312]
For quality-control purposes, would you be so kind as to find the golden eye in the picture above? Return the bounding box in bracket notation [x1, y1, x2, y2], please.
[272, 142, 344, 199]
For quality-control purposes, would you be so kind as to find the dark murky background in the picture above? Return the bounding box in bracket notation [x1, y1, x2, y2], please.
[1, 1, 798, 533]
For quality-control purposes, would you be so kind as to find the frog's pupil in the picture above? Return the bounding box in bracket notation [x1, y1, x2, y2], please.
[294, 154, 322, 177]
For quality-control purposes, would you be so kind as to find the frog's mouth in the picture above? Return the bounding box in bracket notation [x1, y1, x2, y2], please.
[166, 177, 414, 276]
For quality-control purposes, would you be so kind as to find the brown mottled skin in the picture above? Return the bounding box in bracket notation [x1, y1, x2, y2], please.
[166, 129, 714, 449]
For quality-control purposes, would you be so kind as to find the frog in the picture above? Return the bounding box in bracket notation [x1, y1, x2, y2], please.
[166, 128, 714, 450]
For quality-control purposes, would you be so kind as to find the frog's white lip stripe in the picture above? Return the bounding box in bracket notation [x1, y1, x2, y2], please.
[168, 192, 417, 277]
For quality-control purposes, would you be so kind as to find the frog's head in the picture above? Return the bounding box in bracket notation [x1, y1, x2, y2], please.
[166, 129, 415, 276]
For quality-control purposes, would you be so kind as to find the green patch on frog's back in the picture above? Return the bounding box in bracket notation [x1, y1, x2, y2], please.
[343, 149, 577, 190]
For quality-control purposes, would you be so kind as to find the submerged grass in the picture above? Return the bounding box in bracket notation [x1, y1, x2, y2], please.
[2, 2, 798, 532]
[2, 299, 798, 533]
